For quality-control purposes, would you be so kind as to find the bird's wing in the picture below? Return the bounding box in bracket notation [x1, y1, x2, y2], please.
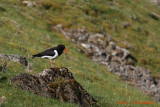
[39, 47, 56, 56]
[33, 47, 56, 58]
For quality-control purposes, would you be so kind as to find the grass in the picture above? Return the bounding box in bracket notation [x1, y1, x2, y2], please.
[0, 0, 160, 106]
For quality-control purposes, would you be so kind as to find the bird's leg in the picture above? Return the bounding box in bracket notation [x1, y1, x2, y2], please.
[50, 60, 54, 69]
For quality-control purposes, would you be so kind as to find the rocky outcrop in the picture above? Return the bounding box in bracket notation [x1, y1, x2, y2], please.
[53, 24, 160, 101]
[10, 68, 97, 107]
[0, 54, 28, 67]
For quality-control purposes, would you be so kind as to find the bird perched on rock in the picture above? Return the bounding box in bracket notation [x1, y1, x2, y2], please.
[32, 44, 70, 68]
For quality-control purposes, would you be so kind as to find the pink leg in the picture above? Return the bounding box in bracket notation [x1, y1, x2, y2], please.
[50, 60, 54, 69]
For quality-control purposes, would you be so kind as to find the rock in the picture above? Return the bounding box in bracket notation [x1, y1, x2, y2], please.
[22, 1, 37, 7]
[120, 48, 130, 60]
[149, 12, 160, 20]
[0, 54, 28, 67]
[104, 36, 112, 47]
[78, 33, 90, 42]
[94, 33, 104, 38]
[54, 24, 63, 31]
[122, 22, 131, 29]
[146, 80, 151, 89]
[0, 96, 6, 106]
[0, 4, 6, 12]
[81, 43, 90, 49]
[88, 33, 105, 45]
[108, 42, 117, 50]
[150, 0, 160, 5]
[10, 68, 97, 107]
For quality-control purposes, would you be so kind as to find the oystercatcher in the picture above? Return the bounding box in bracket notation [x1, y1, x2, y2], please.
[32, 44, 70, 68]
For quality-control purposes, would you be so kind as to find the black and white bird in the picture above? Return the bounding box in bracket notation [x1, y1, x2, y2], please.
[32, 44, 70, 68]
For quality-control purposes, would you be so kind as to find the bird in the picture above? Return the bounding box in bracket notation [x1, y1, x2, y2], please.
[32, 44, 70, 68]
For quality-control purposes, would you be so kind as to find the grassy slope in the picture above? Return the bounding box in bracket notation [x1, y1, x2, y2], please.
[39, 0, 160, 77]
[0, 0, 160, 107]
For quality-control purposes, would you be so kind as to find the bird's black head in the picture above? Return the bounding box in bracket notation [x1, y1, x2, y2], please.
[57, 44, 65, 50]
[57, 44, 70, 54]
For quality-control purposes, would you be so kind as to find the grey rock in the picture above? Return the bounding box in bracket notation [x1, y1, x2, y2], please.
[121, 48, 130, 60]
[0, 54, 28, 66]
[81, 43, 90, 49]
[22, 1, 37, 7]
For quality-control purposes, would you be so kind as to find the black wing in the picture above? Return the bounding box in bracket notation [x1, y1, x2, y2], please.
[32, 47, 56, 58]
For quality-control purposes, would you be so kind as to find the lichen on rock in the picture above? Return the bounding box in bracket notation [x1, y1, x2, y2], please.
[10, 68, 97, 107]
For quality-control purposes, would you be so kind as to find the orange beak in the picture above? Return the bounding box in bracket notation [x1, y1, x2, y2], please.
[64, 49, 70, 54]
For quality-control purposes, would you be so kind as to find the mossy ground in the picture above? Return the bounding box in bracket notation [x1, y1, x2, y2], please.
[0, 0, 160, 107]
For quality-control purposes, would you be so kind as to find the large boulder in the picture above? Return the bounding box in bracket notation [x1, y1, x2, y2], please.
[10, 68, 97, 107]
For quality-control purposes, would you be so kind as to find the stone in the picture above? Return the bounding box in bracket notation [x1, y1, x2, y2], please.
[120, 48, 130, 60]
[94, 33, 104, 38]
[150, 84, 156, 89]
[22, 1, 37, 7]
[81, 43, 90, 49]
[0, 96, 6, 106]
[122, 22, 131, 29]
[0, 54, 28, 67]
[88, 33, 104, 45]
[149, 12, 160, 20]
[54, 24, 63, 30]
[146, 80, 151, 89]
[108, 41, 117, 50]
[10, 68, 97, 107]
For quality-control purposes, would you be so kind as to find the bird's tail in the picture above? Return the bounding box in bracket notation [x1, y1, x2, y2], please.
[32, 55, 36, 59]
[32, 54, 39, 59]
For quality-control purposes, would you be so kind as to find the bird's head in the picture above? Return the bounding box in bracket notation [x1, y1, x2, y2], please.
[57, 44, 70, 54]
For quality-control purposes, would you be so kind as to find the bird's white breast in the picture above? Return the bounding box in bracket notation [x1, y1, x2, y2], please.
[41, 50, 58, 60]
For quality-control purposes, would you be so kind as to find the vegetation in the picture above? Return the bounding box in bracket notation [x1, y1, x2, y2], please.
[0, 0, 160, 106]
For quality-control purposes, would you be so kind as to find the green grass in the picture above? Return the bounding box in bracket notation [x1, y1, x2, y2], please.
[0, 0, 160, 106]
[39, 0, 160, 77]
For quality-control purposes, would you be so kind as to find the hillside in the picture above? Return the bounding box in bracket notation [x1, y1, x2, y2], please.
[0, 0, 160, 107]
